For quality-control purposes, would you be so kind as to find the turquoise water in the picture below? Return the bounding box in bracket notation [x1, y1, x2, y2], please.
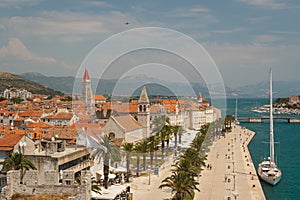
[223, 98, 300, 200]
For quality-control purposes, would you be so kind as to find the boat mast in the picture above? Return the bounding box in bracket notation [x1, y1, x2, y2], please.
[235, 96, 238, 121]
[269, 69, 275, 166]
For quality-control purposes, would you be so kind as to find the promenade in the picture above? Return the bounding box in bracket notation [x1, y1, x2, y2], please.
[195, 125, 265, 200]
[130, 126, 266, 200]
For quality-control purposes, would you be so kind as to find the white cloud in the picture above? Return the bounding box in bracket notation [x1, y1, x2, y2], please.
[190, 6, 210, 13]
[8, 14, 107, 36]
[248, 16, 271, 24]
[0, 10, 143, 42]
[211, 28, 245, 34]
[203, 42, 300, 86]
[0, 0, 41, 8]
[254, 34, 282, 43]
[236, 0, 290, 9]
[0, 38, 56, 63]
[0, 38, 77, 71]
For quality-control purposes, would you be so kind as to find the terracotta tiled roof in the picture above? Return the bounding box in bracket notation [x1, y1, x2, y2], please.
[18, 111, 44, 118]
[0, 131, 26, 149]
[43, 112, 73, 120]
[101, 102, 138, 114]
[0, 100, 8, 105]
[27, 122, 52, 129]
[113, 115, 142, 132]
[44, 126, 77, 140]
[94, 95, 106, 101]
[110, 138, 124, 147]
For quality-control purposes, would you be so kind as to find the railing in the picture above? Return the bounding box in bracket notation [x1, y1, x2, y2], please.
[237, 116, 300, 123]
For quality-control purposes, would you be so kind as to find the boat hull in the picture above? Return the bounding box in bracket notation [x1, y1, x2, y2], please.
[257, 164, 282, 186]
[258, 172, 281, 186]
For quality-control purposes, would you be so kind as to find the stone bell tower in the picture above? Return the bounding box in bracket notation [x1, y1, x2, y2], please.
[82, 69, 94, 115]
[137, 86, 150, 138]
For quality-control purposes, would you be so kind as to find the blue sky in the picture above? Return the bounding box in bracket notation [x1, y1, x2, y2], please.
[0, 0, 299, 88]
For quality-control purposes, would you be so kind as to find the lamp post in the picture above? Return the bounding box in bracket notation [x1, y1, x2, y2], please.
[232, 191, 238, 200]
[232, 160, 236, 191]
[148, 166, 151, 185]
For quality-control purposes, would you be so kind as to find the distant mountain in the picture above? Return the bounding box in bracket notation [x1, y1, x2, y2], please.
[21, 72, 75, 94]
[0, 72, 63, 96]
[236, 81, 300, 98]
[20, 72, 213, 97]
[24, 72, 300, 98]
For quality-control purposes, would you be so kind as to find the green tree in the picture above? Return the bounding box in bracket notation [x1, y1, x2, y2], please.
[133, 144, 142, 177]
[138, 140, 149, 171]
[123, 142, 134, 182]
[1, 152, 36, 182]
[10, 97, 23, 104]
[147, 135, 159, 168]
[179, 148, 206, 174]
[159, 171, 199, 200]
[92, 136, 120, 189]
[172, 125, 180, 156]
[191, 132, 206, 152]
[224, 115, 234, 131]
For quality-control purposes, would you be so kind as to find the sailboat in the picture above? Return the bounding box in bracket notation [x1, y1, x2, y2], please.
[257, 69, 282, 185]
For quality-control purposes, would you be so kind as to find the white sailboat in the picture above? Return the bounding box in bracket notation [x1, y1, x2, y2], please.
[257, 69, 282, 186]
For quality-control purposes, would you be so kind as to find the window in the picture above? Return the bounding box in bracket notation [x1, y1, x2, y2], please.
[66, 180, 71, 185]
[109, 132, 115, 139]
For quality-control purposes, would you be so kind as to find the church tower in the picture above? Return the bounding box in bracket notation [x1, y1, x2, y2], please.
[197, 92, 203, 104]
[82, 69, 94, 115]
[137, 86, 150, 138]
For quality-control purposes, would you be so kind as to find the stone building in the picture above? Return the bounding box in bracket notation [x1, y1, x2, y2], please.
[26, 141, 90, 184]
[0, 170, 91, 200]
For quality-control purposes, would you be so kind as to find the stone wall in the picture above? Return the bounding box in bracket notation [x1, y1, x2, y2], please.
[0, 170, 91, 200]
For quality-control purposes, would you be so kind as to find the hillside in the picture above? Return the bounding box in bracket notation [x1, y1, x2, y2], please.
[0, 72, 64, 96]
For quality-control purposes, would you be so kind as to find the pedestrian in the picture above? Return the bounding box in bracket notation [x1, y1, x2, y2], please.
[225, 175, 228, 182]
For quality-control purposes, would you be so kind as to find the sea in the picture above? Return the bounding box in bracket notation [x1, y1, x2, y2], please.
[220, 98, 300, 200]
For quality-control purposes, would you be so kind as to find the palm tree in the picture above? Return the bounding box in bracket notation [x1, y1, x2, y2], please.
[178, 126, 184, 144]
[133, 143, 142, 177]
[92, 136, 120, 189]
[172, 125, 180, 156]
[138, 140, 149, 171]
[164, 124, 172, 150]
[159, 171, 199, 200]
[172, 159, 198, 178]
[191, 132, 206, 152]
[179, 148, 206, 174]
[1, 152, 37, 183]
[224, 115, 234, 131]
[147, 135, 159, 169]
[123, 142, 134, 182]
[159, 129, 167, 161]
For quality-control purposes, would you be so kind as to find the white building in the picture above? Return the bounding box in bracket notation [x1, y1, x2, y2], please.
[2, 88, 32, 99]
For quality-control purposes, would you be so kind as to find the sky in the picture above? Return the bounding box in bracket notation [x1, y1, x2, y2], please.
[0, 0, 299, 89]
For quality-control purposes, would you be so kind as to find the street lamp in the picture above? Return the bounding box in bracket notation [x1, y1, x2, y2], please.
[148, 166, 151, 185]
[232, 160, 236, 191]
[232, 172, 237, 191]
[232, 191, 238, 200]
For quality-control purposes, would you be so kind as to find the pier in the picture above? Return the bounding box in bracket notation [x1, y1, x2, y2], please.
[237, 116, 300, 123]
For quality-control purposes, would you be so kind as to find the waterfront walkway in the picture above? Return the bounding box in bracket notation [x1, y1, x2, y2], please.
[195, 125, 266, 200]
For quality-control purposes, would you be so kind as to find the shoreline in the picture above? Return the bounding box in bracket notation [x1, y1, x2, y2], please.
[194, 125, 266, 200]
[131, 126, 266, 200]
